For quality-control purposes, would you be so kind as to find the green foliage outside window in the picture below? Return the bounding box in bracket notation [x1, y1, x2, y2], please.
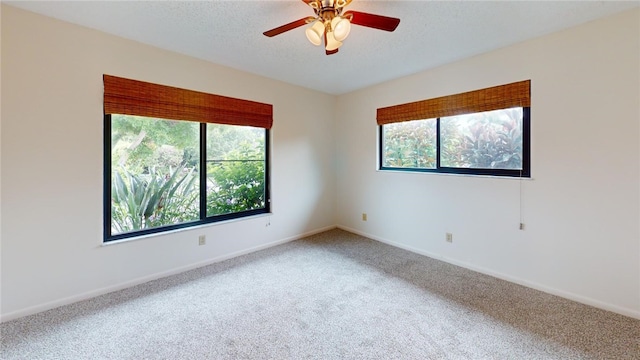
[111, 115, 198, 174]
[207, 145, 265, 216]
[383, 119, 436, 168]
[111, 165, 199, 234]
[110, 115, 266, 236]
[382, 107, 524, 171]
[206, 124, 266, 216]
[441, 108, 523, 169]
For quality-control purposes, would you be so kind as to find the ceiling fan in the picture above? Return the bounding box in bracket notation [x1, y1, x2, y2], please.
[263, 0, 400, 55]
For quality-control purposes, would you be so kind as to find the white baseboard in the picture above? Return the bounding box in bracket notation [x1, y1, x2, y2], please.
[337, 225, 640, 320]
[0, 225, 337, 323]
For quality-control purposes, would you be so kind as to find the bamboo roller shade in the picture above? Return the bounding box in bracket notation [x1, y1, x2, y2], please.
[377, 80, 530, 125]
[104, 75, 273, 129]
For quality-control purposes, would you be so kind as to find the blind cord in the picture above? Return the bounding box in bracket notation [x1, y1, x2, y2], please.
[519, 169, 524, 229]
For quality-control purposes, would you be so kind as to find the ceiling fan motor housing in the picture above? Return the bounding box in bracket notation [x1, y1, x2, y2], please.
[315, 1, 343, 23]
[309, 0, 349, 11]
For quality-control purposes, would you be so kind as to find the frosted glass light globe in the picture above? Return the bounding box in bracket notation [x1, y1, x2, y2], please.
[331, 16, 351, 42]
[325, 31, 343, 51]
[305, 21, 324, 46]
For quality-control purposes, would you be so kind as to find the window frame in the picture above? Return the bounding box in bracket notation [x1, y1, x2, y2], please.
[379, 107, 530, 178]
[103, 115, 271, 242]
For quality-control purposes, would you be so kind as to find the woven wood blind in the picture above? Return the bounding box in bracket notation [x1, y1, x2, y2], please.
[377, 80, 530, 125]
[104, 75, 273, 129]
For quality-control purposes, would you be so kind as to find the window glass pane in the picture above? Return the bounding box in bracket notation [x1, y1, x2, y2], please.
[206, 124, 266, 216]
[111, 115, 200, 235]
[382, 119, 437, 169]
[440, 107, 523, 170]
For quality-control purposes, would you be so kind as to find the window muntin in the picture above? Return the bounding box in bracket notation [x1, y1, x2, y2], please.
[105, 115, 269, 242]
[380, 107, 530, 177]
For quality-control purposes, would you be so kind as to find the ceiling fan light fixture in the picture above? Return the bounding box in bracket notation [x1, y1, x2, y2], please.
[325, 31, 343, 51]
[263, 1, 401, 56]
[331, 16, 351, 42]
[305, 20, 325, 46]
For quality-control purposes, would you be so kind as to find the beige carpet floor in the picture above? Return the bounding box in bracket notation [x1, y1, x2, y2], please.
[1, 229, 638, 359]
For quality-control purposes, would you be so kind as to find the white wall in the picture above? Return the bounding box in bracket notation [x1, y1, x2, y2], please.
[335, 9, 640, 319]
[0, 5, 336, 320]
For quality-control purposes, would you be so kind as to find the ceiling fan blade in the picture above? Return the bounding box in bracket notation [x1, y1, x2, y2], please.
[263, 17, 315, 37]
[343, 11, 400, 32]
[326, 48, 339, 55]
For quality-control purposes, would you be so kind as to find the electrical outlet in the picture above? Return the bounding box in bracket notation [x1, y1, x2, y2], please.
[198, 235, 206, 246]
[519, 223, 525, 231]
[446, 233, 453, 243]
[362, 213, 367, 221]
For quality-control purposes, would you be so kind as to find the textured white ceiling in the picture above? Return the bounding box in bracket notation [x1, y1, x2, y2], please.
[6, 1, 639, 95]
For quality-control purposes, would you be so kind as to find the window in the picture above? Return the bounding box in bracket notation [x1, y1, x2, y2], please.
[378, 80, 530, 177]
[104, 75, 272, 242]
